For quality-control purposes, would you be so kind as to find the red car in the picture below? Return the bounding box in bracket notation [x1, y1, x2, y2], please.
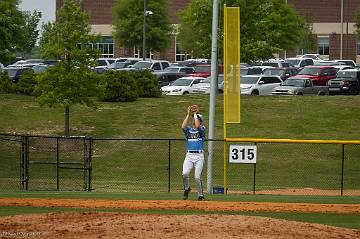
[292, 66, 337, 86]
[189, 64, 223, 78]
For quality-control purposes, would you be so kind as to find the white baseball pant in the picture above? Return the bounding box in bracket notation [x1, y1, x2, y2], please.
[182, 152, 204, 197]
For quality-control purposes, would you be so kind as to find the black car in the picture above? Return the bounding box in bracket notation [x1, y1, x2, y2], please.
[3, 67, 32, 83]
[328, 69, 360, 95]
[153, 71, 187, 87]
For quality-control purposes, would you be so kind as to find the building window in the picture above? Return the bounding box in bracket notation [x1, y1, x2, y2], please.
[133, 47, 153, 59]
[317, 37, 329, 56]
[175, 39, 192, 62]
[90, 36, 114, 58]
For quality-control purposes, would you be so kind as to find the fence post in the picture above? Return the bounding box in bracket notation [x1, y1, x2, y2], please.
[341, 144, 345, 196]
[56, 138, 60, 191]
[23, 135, 29, 191]
[168, 139, 171, 193]
[253, 163, 257, 195]
[87, 137, 93, 191]
[20, 136, 26, 191]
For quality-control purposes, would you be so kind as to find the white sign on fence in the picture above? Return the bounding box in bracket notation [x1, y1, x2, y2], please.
[229, 145, 257, 164]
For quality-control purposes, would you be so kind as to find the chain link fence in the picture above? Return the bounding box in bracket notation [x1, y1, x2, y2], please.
[0, 134, 359, 196]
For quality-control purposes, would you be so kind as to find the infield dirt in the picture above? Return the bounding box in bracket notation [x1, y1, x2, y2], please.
[0, 198, 359, 238]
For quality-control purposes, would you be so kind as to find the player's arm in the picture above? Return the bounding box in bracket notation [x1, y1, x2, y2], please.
[181, 106, 191, 130]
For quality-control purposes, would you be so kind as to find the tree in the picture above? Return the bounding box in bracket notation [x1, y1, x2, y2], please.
[178, 0, 311, 63]
[113, 0, 173, 56]
[177, 0, 213, 59]
[19, 10, 42, 57]
[0, 0, 40, 64]
[37, 0, 100, 136]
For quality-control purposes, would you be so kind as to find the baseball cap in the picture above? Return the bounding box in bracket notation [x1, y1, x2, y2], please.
[193, 113, 203, 123]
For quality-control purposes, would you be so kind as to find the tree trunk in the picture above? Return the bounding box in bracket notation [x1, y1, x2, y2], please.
[65, 106, 70, 137]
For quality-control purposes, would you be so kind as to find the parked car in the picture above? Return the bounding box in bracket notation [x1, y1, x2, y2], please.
[32, 64, 52, 74]
[107, 61, 134, 70]
[246, 66, 273, 75]
[217, 74, 224, 93]
[2, 66, 32, 83]
[191, 78, 211, 94]
[153, 71, 187, 87]
[263, 67, 300, 81]
[161, 76, 204, 95]
[8, 58, 44, 67]
[299, 54, 326, 61]
[240, 75, 282, 95]
[285, 57, 314, 68]
[191, 74, 225, 94]
[292, 66, 337, 86]
[189, 64, 223, 78]
[261, 60, 294, 68]
[334, 59, 356, 68]
[94, 58, 116, 73]
[163, 66, 195, 74]
[123, 60, 170, 72]
[272, 77, 328, 96]
[328, 69, 360, 95]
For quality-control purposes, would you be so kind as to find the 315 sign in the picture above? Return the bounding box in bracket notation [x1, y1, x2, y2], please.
[229, 145, 257, 164]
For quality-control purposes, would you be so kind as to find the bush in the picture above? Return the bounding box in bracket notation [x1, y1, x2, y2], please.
[133, 70, 161, 97]
[0, 71, 14, 93]
[100, 70, 138, 102]
[16, 69, 37, 95]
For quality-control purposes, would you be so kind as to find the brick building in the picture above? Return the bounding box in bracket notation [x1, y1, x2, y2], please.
[56, 0, 360, 62]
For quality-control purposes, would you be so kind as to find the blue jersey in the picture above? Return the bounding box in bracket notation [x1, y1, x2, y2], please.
[183, 125, 206, 151]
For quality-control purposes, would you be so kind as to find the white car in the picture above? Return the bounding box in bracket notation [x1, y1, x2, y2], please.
[241, 75, 282, 95]
[191, 78, 211, 94]
[161, 77, 204, 95]
[192, 74, 224, 94]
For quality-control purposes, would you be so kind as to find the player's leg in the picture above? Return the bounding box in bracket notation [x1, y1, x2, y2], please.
[194, 154, 205, 200]
[182, 154, 194, 199]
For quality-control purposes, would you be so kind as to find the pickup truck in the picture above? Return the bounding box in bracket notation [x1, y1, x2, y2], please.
[272, 77, 329, 95]
[328, 69, 360, 95]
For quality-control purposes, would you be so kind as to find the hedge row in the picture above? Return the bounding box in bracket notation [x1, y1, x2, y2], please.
[0, 69, 161, 102]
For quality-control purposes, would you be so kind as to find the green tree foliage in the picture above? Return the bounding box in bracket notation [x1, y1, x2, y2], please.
[0, 71, 13, 93]
[0, 0, 41, 64]
[113, 0, 173, 53]
[20, 10, 42, 57]
[132, 70, 161, 97]
[179, 0, 311, 63]
[355, 7, 360, 41]
[15, 69, 37, 95]
[100, 71, 138, 102]
[178, 0, 213, 59]
[37, 0, 101, 136]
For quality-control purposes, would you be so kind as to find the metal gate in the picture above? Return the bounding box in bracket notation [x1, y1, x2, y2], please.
[21, 136, 92, 191]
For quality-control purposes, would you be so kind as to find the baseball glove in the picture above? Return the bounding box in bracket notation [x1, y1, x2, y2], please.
[190, 105, 199, 113]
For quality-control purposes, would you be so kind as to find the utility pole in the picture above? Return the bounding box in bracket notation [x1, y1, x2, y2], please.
[207, 0, 220, 194]
[142, 0, 147, 60]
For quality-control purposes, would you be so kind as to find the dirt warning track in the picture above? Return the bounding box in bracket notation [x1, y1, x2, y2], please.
[0, 198, 359, 213]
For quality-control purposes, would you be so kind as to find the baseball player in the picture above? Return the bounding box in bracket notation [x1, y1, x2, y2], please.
[181, 105, 206, 201]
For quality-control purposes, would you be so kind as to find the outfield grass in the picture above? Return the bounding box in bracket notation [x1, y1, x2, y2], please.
[0, 93, 359, 193]
[0, 93, 360, 139]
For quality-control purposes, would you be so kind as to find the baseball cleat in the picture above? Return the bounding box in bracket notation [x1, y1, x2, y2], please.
[183, 187, 191, 200]
[198, 196, 205, 201]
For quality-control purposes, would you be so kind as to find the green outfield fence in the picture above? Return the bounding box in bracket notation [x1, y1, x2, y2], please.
[0, 134, 359, 196]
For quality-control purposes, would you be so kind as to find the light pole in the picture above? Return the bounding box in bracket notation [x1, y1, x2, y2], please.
[143, 0, 147, 60]
[142, 0, 153, 60]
